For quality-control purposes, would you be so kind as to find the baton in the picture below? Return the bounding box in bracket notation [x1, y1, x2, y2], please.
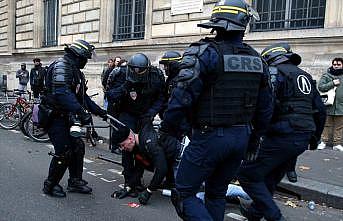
[97, 155, 122, 166]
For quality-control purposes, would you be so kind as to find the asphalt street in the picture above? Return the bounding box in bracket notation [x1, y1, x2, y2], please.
[0, 128, 342, 221]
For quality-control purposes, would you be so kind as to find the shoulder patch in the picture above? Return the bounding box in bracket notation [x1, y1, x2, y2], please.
[223, 55, 263, 73]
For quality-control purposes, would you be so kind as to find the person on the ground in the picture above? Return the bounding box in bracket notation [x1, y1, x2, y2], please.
[318, 57, 343, 151]
[106, 53, 166, 188]
[159, 0, 273, 220]
[16, 63, 29, 93]
[110, 121, 180, 205]
[30, 58, 46, 98]
[238, 42, 326, 221]
[41, 39, 107, 198]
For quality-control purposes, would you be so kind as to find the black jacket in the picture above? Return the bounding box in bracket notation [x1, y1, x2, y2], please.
[127, 123, 178, 191]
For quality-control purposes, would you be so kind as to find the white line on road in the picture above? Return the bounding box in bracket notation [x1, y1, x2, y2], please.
[10, 130, 20, 134]
[84, 158, 94, 163]
[108, 169, 123, 176]
[87, 171, 103, 177]
[45, 144, 54, 149]
[100, 178, 116, 183]
[226, 213, 246, 220]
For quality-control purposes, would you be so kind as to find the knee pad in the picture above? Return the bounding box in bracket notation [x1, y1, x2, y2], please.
[171, 188, 187, 220]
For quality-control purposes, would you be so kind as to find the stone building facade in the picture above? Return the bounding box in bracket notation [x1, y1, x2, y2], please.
[0, 0, 342, 104]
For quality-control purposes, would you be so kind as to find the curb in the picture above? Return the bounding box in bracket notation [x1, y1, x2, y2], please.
[279, 177, 343, 209]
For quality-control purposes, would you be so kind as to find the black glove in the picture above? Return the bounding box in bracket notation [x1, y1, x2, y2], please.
[138, 189, 152, 205]
[309, 135, 319, 150]
[245, 135, 264, 162]
[111, 186, 137, 199]
[98, 109, 107, 121]
[80, 111, 92, 125]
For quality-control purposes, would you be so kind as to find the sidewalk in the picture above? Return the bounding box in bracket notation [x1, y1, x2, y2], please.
[93, 117, 343, 209]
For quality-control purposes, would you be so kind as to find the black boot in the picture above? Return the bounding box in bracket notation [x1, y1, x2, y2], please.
[42, 179, 66, 197]
[67, 178, 92, 194]
[286, 171, 297, 183]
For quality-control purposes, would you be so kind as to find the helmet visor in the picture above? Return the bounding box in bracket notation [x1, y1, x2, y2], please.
[129, 66, 147, 75]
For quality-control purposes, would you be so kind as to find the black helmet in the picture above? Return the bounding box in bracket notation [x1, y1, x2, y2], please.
[65, 39, 95, 59]
[261, 42, 301, 66]
[128, 53, 151, 74]
[159, 51, 182, 65]
[198, 0, 258, 31]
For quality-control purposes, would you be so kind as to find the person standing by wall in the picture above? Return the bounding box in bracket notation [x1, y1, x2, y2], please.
[30, 58, 46, 98]
[16, 63, 29, 93]
[318, 57, 343, 151]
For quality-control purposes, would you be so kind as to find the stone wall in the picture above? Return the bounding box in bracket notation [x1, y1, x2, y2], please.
[151, 0, 216, 38]
[0, 0, 8, 52]
[15, 0, 34, 49]
[60, 0, 100, 44]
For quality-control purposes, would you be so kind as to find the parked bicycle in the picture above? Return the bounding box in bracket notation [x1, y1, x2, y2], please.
[0, 90, 32, 129]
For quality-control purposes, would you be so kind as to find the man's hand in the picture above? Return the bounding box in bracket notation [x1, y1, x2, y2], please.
[138, 188, 152, 205]
[80, 111, 92, 125]
[245, 135, 264, 162]
[333, 79, 340, 86]
[111, 186, 137, 199]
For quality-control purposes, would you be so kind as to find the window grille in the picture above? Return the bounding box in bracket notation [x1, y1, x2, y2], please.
[43, 0, 58, 47]
[113, 0, 146, 41]
[251, 0, 326, 32]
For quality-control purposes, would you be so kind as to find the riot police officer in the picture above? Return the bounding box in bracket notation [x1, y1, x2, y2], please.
[238, 43, 326, 221]
[41, 39, 107, 197]
[159, 51, 182, 115]
[106, 53, 165, 190]
[160, 0, 273, 220]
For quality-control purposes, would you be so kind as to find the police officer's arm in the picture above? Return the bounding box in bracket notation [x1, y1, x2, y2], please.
[251, 65, 274, 138]
[146, 73, 167, 118]
[162, 45, 212, 134]
[84, 95, 106, 116]
[318, 73, 335, 92]
[52, 65, 84, 113]
[142, 124, 168, 191]
[105, 69, 127, 103]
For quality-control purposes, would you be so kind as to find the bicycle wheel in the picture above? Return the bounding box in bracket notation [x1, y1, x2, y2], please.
[19, 110, 31, 137]
[0, 103, 21, 129]
[25, 112, 50, 142]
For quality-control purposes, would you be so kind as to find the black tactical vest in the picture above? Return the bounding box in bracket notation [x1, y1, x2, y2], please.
[274, 63, 315, 131]
[195, 41, 263, 127]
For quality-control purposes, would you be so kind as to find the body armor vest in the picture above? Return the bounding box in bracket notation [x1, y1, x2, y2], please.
[45, 57, 86, 110]
[195, 41, 263, 127]
[273, 63, 315, 131]
[121, 66, 164, 116]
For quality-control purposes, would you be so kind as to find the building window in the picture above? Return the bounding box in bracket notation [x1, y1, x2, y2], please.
[251, 0, 326, 32]
[43, 0, 58, 47]
[113, 0, 146, 41]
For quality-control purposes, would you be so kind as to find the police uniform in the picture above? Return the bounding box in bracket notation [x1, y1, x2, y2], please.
[238, 43, 327, 221]
[106, 53, 166, 188]
[42, 40, 107, 197]
[160, 1, 273, 220]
